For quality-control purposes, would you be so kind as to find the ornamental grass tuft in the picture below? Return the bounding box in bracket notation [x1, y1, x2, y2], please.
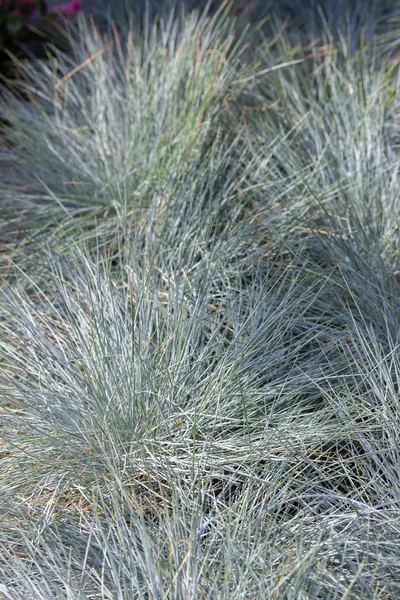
[1, 2, 400, 598]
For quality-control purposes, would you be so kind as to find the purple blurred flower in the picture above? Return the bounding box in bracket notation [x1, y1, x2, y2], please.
[0, 0, 82, 22]
[53, 0, 82, 16]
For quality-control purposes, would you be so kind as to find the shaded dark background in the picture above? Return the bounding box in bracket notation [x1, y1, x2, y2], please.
[75, 0, 400, 55]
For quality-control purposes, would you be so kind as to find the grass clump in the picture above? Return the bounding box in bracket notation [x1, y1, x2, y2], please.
[0, 4, 247, 256]
[1, 1, 400, 598]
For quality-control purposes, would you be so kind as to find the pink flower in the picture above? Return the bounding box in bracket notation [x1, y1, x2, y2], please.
[53, 1, 81, 16]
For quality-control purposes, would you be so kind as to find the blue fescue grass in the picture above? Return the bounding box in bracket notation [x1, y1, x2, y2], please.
[1, 2, 400, 598]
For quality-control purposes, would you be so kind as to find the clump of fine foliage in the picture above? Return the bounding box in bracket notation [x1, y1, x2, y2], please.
[1, 1, 400, 598]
